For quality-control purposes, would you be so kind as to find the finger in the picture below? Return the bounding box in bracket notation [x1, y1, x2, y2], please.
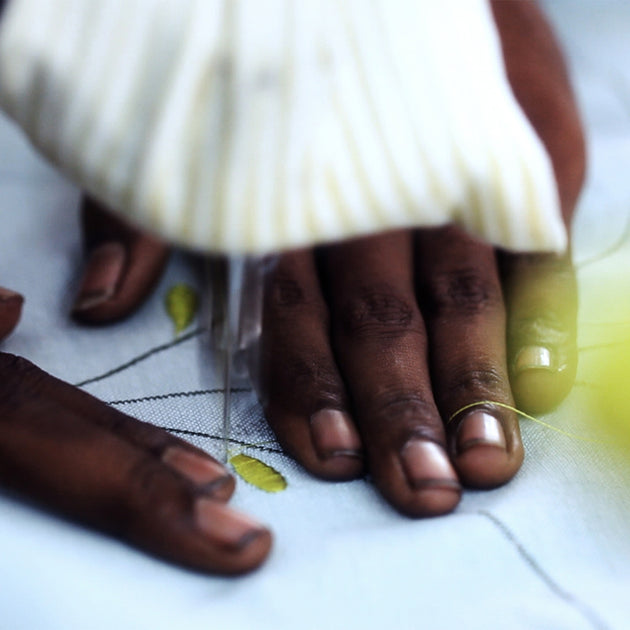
[416, 227, 523, 489]
[0, 353, 270, 574]
[72, 197, 170, 323]
[492, 2, 584, 415]
[500, 251, 577, 415]
[38, 370, 237, 502]
[260, 250, 363, 481]
[492, 0, 586, 226]
[0, 287, 23, 341]
[323, 231, 460, 517]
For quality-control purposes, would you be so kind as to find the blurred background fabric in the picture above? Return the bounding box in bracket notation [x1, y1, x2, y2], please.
[1, 1, 629, 628]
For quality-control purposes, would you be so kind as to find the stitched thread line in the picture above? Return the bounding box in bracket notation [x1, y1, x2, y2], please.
[478, 510, 610, 630]
[74, 327, 205, 387]
[107, 387, 252, 406]
[162, 426, 285, 455]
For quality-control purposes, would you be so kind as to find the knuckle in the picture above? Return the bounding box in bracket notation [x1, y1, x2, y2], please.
[338, 286, 421, 339]
[265, 271, 328, 320]
[270, 355, 347, 409]
[371, 391, 441, 433]
[268, 271, 308, 308]
[444, 366, 508, 401]
[290, 357, 340, 392]
[422, 268, 501, 317]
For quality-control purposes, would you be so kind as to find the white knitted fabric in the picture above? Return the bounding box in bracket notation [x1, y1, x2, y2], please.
[0, 0, 566, 254]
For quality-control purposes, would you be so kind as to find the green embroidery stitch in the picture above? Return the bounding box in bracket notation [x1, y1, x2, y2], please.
[165, 284, 199, 334]
[229, 453, 287, 493]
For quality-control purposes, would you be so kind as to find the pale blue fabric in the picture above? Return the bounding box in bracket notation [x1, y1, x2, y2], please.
[1, 2, 630, 628]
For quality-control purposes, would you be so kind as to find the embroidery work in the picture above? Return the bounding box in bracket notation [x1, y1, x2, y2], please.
[229, 453, 287, 493]
[165, 283, 199, 334]
[74, 327, 204, 387]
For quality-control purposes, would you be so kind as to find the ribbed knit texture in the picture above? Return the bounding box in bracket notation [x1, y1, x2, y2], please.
[0, 0, 566, 254]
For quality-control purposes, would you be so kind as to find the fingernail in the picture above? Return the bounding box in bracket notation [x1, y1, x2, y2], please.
[195, 498, 268, 550]
[72, 242, 126, 312]
[310, 409, 362, 459]
[400, 439, 459, 489]
[162, 446, 232, 496]
[456, 411, 506, 453]
[513, 345, 554, 374]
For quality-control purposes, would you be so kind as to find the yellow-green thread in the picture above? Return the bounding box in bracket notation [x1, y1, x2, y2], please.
[447, 401, 604, 445]
[229, 453, 287, 493]
[165, 284, 199, 334]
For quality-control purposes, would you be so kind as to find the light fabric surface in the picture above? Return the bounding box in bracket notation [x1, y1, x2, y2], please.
[0, 0, 564, 254]
[1, 1, 630, 629]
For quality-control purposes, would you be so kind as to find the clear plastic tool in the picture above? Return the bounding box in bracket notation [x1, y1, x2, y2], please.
[205, 256, 273, 462]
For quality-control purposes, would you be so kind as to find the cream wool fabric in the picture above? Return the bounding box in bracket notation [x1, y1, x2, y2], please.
[0, 0, 566, 254]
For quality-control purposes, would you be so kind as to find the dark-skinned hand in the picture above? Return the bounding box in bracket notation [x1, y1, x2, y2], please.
[70, 2, 585, 516]
[0, 0, 585, 577]
[259, 2, 585, 515]
[1, 244, 271, 574]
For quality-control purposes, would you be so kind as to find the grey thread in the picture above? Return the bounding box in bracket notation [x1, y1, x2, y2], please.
[478, 510, 611, 630]
[74, 328, 205, 387]
[162, 426, 285, 455]
[107, 387, 251, 406]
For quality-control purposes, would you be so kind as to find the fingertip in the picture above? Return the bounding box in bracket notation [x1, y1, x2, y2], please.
[228, 528, 273, 575]
[450, 410, 524, 488]
[390, 485, 462, 518]
[372, 440, 462, 518]
[502, 253, 578, 414]
[193, 499, 272, 575]
[308, 453, 365, 482]
[265, 406, 365, 482]
[162, 446, 236, 502]
[378, 480, 462, 518]
[511, 365, 576, 415]
[72, 242, 127, 323]
[286, 436, 365, 482]
[455, 444, 523, 489]
[72, 239, 169, 324]
[0, 288, 24, 341]
[308, 408, 365, 481]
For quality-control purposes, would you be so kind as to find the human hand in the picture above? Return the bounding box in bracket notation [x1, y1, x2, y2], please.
[64, 3, 585, 519]
[256, 1, 585, 516]
[0, 290, 271, 575]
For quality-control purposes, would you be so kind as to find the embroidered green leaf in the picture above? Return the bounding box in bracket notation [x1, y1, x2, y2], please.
[229, 453, 287, 493]
[165, 284, 199, 334]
